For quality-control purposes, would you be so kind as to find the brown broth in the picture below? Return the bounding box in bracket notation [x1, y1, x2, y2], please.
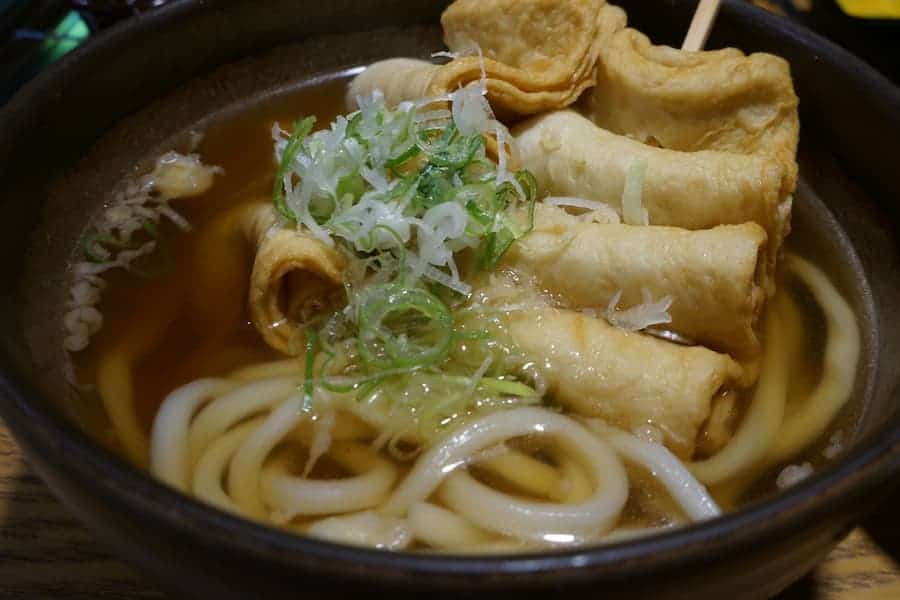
[73, 78, 353, 437]
[71, 75, 851, 520]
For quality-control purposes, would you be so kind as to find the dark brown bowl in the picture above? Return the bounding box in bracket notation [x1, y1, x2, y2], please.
[2, 1, 900, 598]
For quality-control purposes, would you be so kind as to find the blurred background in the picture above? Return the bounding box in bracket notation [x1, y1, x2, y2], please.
[0, 0, 897, 105]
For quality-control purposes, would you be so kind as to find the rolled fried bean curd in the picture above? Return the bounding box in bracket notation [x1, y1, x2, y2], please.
[513, 110, 790, 291]
[504, 204, 767, 359]
[246, 209, 346, 355]
[347, 58, 441, 109]
[583, 28, 799, 189]
[508, 308, 744, 459]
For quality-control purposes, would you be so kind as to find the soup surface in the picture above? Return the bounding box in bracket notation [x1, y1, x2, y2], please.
[60, 0, 862, 552]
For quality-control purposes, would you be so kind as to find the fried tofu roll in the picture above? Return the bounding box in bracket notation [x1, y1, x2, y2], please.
[249, 233, 345, 355]
[508, 308, 744, 459]
[346, 58, 441, 109]
[240, 206, 346, 354]
[438, 0, 626, 115]
[503, 204, 767, 359]
[582, 28, 799, 190]
[187, 202, 346, 355]
[347, 1, 627, 115]
[512, 110, 790, 291]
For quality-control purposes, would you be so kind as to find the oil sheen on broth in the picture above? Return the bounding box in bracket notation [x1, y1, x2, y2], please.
[68, 73, 859, 551]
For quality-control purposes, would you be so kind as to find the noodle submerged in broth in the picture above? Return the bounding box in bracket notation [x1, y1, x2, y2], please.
[65, 0, 860, 552]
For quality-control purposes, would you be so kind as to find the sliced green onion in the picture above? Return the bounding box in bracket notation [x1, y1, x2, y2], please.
[479, 378, 537, 397]
[622, 159, 648, 226]
[267, 95, 548, 438]
[345, 112, 364, 143]
[81, 233, 111, 263]
[430, 134, 483, 169]
[335, 173, 365, 209]
[141, 219, 160, 239]
[357, 284, 453, 371]
[417, 121, 457, 157]
[476, 170, 538, 269]
[309, 193, 337, 223]
[385, 144, 421, 171]
[272, 116, 316, 222]
[462, 158, 497, 184]
[413, 163, 454, 211]
[515, 169, 538, 207]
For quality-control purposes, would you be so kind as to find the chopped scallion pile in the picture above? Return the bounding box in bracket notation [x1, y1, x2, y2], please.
[274, 86, 540, 442]
[271, 88, 536, 294]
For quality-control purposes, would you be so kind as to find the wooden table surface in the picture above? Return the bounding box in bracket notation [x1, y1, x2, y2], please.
[2, 420, 899, 600]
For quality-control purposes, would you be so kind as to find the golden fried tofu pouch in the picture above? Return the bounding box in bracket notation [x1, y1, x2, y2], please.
[243, 206, 346, 354]
[508, 308, 744, 459]
[503, 204, 767, 360]
[437, 0, 626, 114]
[512, 110, 790, 292]
[347, 1, 627, 116]
[346, 58, 441, 109]
[583, 28, 799, 190]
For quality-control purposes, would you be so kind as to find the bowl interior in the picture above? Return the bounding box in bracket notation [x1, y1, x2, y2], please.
[2, 0, 900, 580]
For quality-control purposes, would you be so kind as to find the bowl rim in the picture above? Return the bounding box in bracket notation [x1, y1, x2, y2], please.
[2, 0, 900, 583]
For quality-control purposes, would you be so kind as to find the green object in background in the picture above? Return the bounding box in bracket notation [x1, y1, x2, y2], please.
[43, 11, 90, 61]
[1, 10, 90, 103]
[835, 0, 900, 19]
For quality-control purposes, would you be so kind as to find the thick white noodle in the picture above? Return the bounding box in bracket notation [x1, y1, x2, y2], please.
[261, 442, 399, 520]
[187, 377, 300, 463]
[230, 359, 304, 382]
[688, 301, 790, 485]
[192, 417, 265, 516]
[305, 511, 413, 550]
[557, 453, 593, 503]
[150, 378, 235, 491]
[768, 254, 861, 462]
[475, 447, 565, 501]
[408, 502, 492, 549]
[149, 354, 732, 546]
[381, 407, 628, 542]
[690, 255, 860, 502]
[228, 396, 308, 519]
[585, 419, 721, 521]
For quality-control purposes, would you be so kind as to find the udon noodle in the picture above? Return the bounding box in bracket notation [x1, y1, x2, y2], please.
[63, 0, 861, 553]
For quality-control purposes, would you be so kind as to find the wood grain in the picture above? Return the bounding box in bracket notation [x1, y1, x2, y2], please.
[2, 417, 900, 599]
[0, 422, 161, 599]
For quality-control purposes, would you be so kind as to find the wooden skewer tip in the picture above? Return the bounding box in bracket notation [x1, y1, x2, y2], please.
[682, 0, 722, 52]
